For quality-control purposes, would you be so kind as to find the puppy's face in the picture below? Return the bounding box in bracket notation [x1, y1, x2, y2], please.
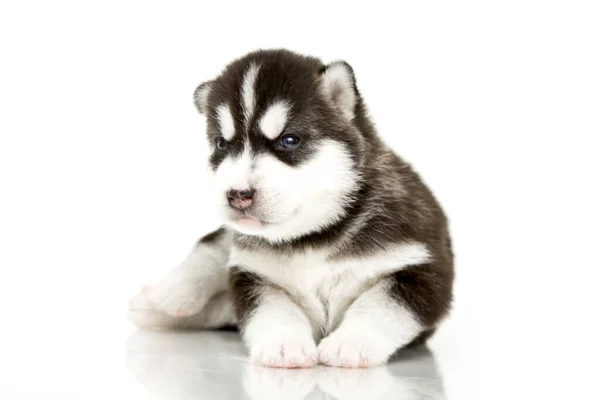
[195, 51, 364, 242]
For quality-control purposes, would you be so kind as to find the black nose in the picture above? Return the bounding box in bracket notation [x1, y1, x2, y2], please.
[227, 189, 255, 210]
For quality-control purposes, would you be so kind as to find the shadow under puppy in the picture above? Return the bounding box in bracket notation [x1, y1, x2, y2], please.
[129, 49, 454, 369]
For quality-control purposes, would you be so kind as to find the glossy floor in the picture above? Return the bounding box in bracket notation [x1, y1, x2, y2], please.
[126, 330, 446, 400]
[3, 304, 595, 400]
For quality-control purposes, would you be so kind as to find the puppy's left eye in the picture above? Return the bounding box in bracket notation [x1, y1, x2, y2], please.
[279, 134, 301, 150]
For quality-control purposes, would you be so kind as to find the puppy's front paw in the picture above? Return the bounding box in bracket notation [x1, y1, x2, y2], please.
[141, 279, 206, 318]
[250, 333, 318, 369]
[318, 329, 394, 368]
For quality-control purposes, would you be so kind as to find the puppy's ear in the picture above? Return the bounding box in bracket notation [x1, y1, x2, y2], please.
[193, 81, 213, 114]
[320, 61, 358, 121]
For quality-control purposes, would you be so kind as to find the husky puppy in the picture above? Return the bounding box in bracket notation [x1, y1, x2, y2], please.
[129, 49, 454, 368]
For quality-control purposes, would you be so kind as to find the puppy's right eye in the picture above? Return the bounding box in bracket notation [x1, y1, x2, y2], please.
[216, 137, 228, 151]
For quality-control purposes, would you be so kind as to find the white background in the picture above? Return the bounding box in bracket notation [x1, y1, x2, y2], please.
[1, 1, 599, 399]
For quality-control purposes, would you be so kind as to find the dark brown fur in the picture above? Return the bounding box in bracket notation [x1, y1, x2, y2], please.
[198, 227, 227, 245]
[229, 267, 265, 328]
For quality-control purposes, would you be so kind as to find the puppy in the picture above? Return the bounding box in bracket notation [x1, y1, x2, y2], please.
[129, 49, 454, 369]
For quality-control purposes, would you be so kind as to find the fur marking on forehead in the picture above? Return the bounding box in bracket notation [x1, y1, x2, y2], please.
[259, 100, 291, 140]
[216, 103, 235, 140]
[241, 62, 261, 131]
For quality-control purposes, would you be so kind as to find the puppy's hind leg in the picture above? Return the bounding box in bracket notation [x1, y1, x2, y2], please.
[128, 289, 236, 330]
[128, 227, 233, 329]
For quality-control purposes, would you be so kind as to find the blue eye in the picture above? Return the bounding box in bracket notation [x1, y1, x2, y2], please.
[279, 134, 300, 150]
[216, 137, 228, 151]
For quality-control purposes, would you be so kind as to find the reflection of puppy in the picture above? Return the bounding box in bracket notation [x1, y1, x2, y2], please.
[129, 50, 454, 368]
[126, 331, 446, 400]
[126, 330, 248, 400]
[245, 347, 446, 400]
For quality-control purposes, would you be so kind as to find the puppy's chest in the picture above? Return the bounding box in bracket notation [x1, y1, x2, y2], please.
[231, 248, 369, 333]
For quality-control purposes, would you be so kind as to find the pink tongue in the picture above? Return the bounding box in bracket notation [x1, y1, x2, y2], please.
[238, 216, 263, 230]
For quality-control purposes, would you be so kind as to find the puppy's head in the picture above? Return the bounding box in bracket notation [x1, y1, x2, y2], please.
[195, 50, 366, 242]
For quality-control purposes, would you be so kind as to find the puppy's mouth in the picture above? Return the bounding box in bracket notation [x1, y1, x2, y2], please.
[236, 215, 264, 230]
[226, 207, 267, 229]
[225, 200, 299, 232]
[227, 207, 298, 232]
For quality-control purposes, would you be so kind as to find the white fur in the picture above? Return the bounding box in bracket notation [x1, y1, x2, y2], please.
[128, 235, 233, 328]
[317, 280, 422, 367]
[213, 139, 359, 242]
[194, 84, 211, 114]
[242, 287, 318, 367]
[142, 242, 229, 316]
[214, 144, 253, 192]
[128, 289, 236, 330]
[237, 242, 427, 367]
[258, 100, 291, 139]
[230, 242, 429, 335]
[241, 62, 261, 129]
[216, 103, 236, 141]
[321, 63, 356, 121]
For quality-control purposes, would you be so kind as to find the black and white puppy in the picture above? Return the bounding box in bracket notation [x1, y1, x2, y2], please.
[129, 49, 454, 369]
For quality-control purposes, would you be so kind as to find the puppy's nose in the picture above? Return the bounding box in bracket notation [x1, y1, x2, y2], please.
[227, 188, 255, 210]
